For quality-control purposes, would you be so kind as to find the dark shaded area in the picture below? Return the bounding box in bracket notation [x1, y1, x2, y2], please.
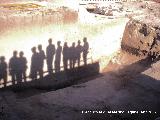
[86, 8, 95, 13]
[83, 57, 160, 120]
[121, 42, 160, 62]
[139, 24, 150, 37]
[1, 55, 160, 120]
[121, 44, 141, 56]
[1, 62, 100, 98]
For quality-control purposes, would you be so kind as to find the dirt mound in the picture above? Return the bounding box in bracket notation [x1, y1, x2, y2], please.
[121, 19, 160, 59]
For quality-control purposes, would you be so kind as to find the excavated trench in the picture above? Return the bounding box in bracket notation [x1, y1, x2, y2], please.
[1, 15, 160, 120]
[8, 18, 160, 98]
[1, 1, 160, 120]
[0, 3, 127, 88]
[2, 13, 160, 92]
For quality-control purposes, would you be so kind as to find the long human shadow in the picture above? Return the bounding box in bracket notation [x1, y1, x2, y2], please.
[1, 62, 102, 98]
[2, 56, 160, 119]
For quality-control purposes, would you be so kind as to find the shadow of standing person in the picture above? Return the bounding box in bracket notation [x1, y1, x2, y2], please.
[30, 47, 39, 80]
[0, 56, 7, 87]
[46, 38, 55, 74]
[9, 51, 19, 85]
[69, 42, 76, 69]
[38, 44, 46, 79]
[55, 41, 62, 73]
[82, 37, 89, 66]
[62, 42, 69, 70]
[76, 40, 83, 67]
[19, 51, 27, 82]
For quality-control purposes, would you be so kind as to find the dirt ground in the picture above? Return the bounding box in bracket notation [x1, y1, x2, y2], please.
[1, 51, 160, 120]
[0, 1, 160, 120]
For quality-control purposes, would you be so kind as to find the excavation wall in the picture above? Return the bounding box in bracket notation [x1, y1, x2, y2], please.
[121, 19, 160, 57]
[0, 6, 78, 33]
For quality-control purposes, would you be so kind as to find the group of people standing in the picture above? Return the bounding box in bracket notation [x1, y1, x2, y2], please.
[0, 37, 89, 87]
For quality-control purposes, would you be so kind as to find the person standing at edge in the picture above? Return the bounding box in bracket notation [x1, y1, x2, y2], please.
[46, 38, 55, 74]
[55, 41, 62, 73]
[38, 44, 46, 79]
[82, 37, 89, 65]
[0, 56, 7, 87]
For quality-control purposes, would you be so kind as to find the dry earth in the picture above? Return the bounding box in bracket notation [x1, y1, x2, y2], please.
[0, 1, 160, 120]
[1, 51, 160, 120]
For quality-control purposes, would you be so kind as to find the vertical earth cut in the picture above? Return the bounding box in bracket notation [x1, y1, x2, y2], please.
[121, 19, 160, 57]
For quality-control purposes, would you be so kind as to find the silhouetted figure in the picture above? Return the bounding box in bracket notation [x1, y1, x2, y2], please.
[38, 44, 46, 78]
[76, 40, 83, 67]
[55, 41, 62, 72]
[19, 51, 27, 82]
[30, 47, 39, 80]
[9, 51, 19, 85]
[82, 37, 89, 65]
[69, 42, 76, 69]
[62, 42, 69, 70]
[0, 56, 7, 87]
[46, 38, 55, 74]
